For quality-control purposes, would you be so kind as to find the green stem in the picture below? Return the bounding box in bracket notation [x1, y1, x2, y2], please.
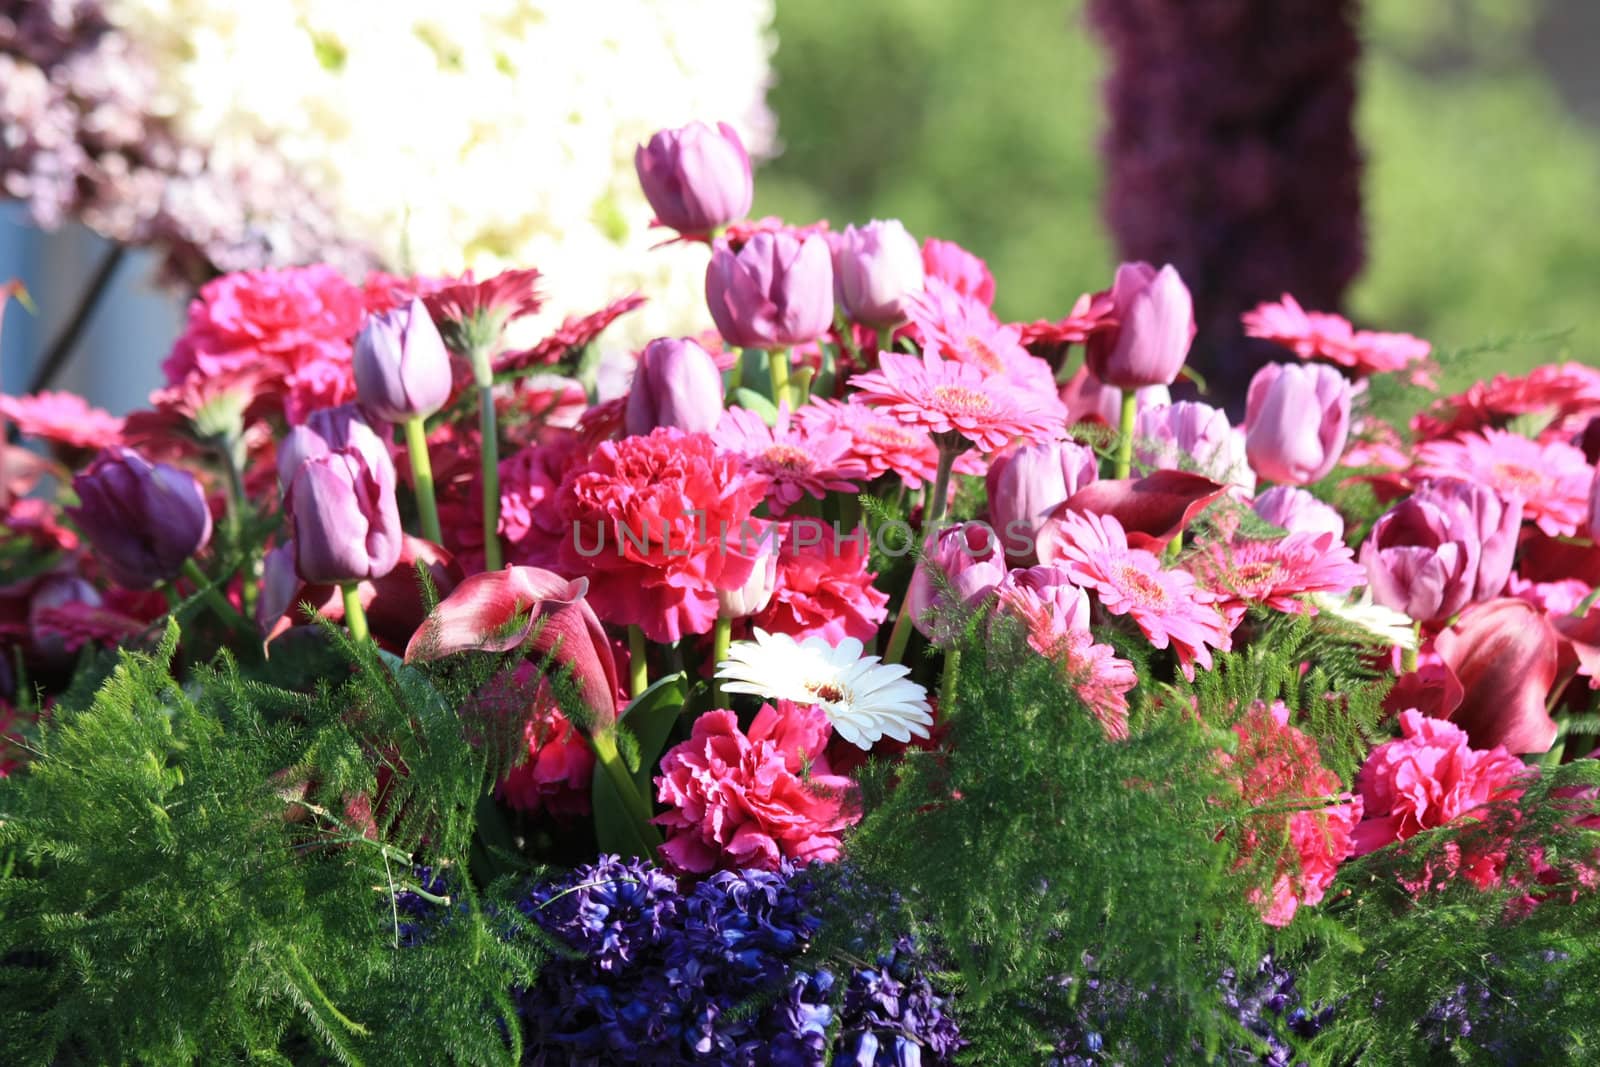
[793, 366, 815, 406]
[590, 728, 662, 855]
[884, 601, 917, 666]
[876, 325, 894, 355]
[179, 559, 251, 633]
[477, 381, 502, 570]
[341, 584, 370, 644]
[940, 648, 961, 712]
[727, 350, 743, 398]
[710, 616, 732, 708]
[162, 584, 182, 611]
[1114, 389, 1137, 479]
[219, 435, 258, 619]
[628, 625, 649, 699]
[402, 417, 443, 544]
[768, 347, 791, 407]
[927, 447, 957, 528]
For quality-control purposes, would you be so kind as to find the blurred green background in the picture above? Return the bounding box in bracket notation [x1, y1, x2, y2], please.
[757, 0, 1600, 386]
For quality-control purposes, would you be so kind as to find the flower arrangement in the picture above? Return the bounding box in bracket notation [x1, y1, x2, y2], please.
[3, 121, 1600, 1066]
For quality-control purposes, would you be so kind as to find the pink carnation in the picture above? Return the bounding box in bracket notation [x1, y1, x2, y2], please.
[1243, 294, 1432, 377]
[751, 521, 888, 644]
[499, 431, 584, 564]
[654, 701, 860, 873]
[1351, 709, 1532, 890]
[1050, 509, 1231, 680]
[1412, 429, 1590, 537]
[793, 398, 941, 488]
[851, 350, 1064, 454]
[1223, 701, 1362, 926]
[0, 391, 125, 450]
[713, 404, 867, 514]
[554, 428, 770, 642]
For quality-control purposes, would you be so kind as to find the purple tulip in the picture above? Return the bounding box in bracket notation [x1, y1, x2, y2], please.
[624, 337, 724, 437]
[287, 448, 403, 584]
[634, 121, 753, 238]
[1243, 362, 1351, 485]
[352, 297, 452, 423]
[67, 447, 213, 589]
[1361, 478, 1523, 626]
[905, 522, 1008, 637]
[1135, 401, 1254, 492]
[1252, 485, 1346, 541]
[986, 439, 1100, 564]
[833, 219, 925, 326]
[705, 231, 834, 349]
[1084, 262, 1195, 388]
[277, 403, 393, 491]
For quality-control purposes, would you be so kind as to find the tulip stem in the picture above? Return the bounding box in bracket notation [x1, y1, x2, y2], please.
[876, 325, 894, 357]
[628, 625, 649, 699]
[710, 616, 732, 708]
[727, 351, 743, 399]
[341, 584, 370, 645]
[180, 559, 251, 634]
[940, 648, 961, 711]
[1114, 389, 1137, 479]
[402, 417, 443, 545]
[883, 601, 917, 667]
[589, 727, 661, 857]
[477, 382, 503, 570]
[768, 347, 791, 407]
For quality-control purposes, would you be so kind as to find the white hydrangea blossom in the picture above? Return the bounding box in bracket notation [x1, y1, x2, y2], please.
[105, 0, 777, 346]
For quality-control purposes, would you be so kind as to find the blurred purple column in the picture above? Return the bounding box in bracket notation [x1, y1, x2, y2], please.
[1089, 0, 1364, 413]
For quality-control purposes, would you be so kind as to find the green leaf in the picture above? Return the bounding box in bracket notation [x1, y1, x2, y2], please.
[731, 387, 780, 425]
[590, 672, 685, 858]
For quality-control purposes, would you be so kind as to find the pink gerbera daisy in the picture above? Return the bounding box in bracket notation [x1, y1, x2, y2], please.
[905, 277, 1057, 394]
[1050, 509, 1231, 680]
[1018, 289, 1118, 355]
[0, 391, 125, 450]
[1412, 429, 1590, 536]
[1243, 294, 1432, 378]
[1412, 362, 1600, 443]
[1186, 532, 1367, 629]
[850, 350, 1062, 454]
[713, 404, 867, 514]
[794, 398, 942, 488]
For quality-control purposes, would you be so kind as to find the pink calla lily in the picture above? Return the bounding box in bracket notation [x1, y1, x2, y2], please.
[405, 565, 620, 728]
[1434, 598, 1560, 755]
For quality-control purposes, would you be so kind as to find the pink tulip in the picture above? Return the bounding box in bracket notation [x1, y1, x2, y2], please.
[286, 447, 403, 585]
[1434, 599, 1560, 755]
[1243, 362, 1351, 485]
[833, 219, 925, 327]
[634, 121, 753, 238]
[406, 565, 621, 727]
[1135, 401, 1254, 492]
[705, 231, 834, 349]
[624, 337, 724, 437]
[904, 522, 1007, 637]
[1252, 486, 1346, 541]
[1361, 479, 1521, 625]
[986, 439, 1100, 564]
[1084, 262, 1195, 389]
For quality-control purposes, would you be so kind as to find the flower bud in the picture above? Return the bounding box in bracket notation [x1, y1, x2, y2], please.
[277, 403, 393, 491]
[287, 448, 403, 584]
[624, 338, 724, 437]
[634, 121, 753, 238]
[1136, 401, 1254, 493]
[1084, 262, 1195, 389]
[706, 231, 834, 349]
[833, 220, 924, 327]
[352, 297, 452, 422]
[986, 440, 1100, 564]
[1243, 362, 1351, 485]
[67, 447, 213, 589]
[1361, 478, 1521, 625]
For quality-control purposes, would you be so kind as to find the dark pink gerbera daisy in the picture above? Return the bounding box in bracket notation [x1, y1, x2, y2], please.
[1049, 509, 1231, 680]
[793, 397, 942, 488]
[1186, 532, 1367, 630]
[1412, 429, 1590, 537]
[713, 404, 867, 514]
[905, 277, 1057, 394]
[0, 391, 125, 450]
[1243, 294, 1431, 378]
[849, 350, 1062, 454]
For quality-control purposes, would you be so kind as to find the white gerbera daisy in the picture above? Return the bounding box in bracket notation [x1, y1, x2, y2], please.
[716, 629, 934, 750]
[1308, 591, 1419, 652]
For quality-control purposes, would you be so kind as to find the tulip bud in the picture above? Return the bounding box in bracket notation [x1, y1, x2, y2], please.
[718, 534, 778, 620]
[1243, 362, 1351, 485]
[624, 338, 725, 437]
[1362, 478, 1521, 626]
[67, 447, 213, 589]
[986, 440, 1100, 564]
[905, 522, 1007, 637]
[833, 220, 924, 327]
[287, 448, 403, 584]
[634, 121, 753, 238]
[1084, 262, 1195, 389]
[353, 297, 452, 423]
[1135, 401, 1254, 493]
[277, 403, 393, 491]
[1252, 486, 1346, 541]
[705, 231, 834, 350]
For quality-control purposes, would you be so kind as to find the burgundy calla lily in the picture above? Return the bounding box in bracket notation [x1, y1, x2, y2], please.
[1038, 470, 1227, 558]
[1434, 598, 1560, 755]
[405, 565, 620, 728]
